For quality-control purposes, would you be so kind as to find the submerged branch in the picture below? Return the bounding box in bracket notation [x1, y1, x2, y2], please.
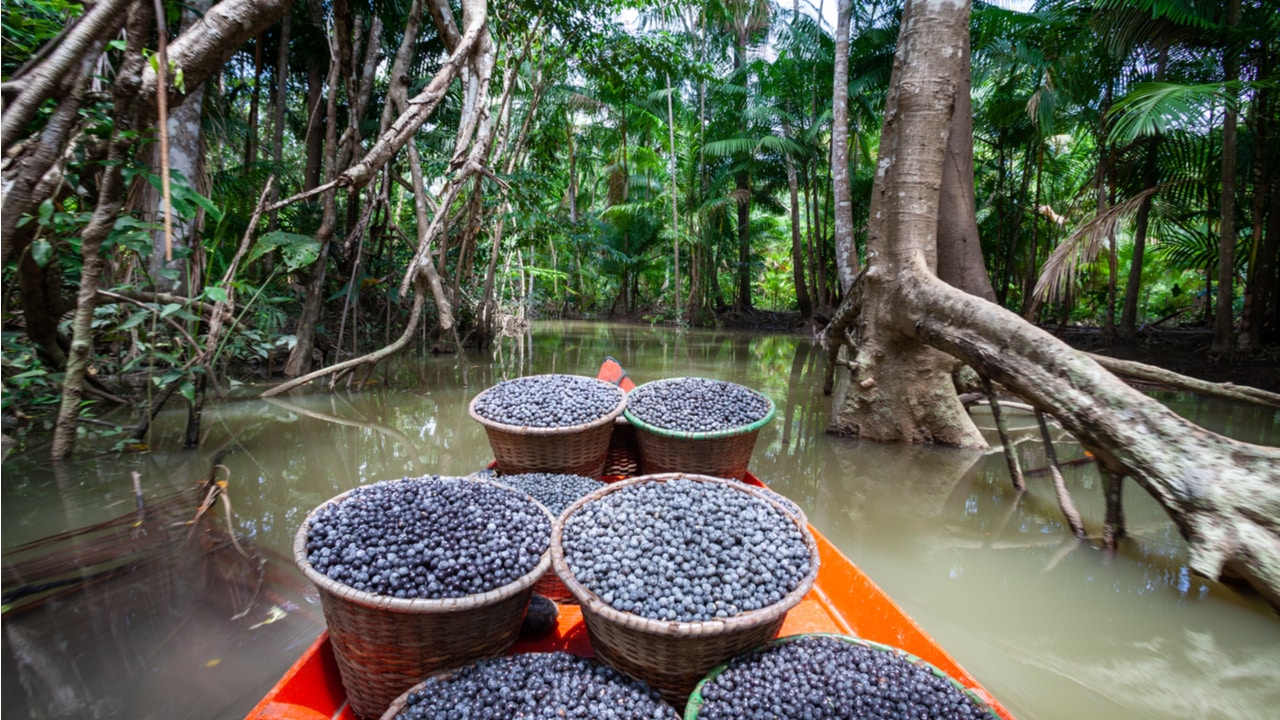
[1087, 353, 1280, 410]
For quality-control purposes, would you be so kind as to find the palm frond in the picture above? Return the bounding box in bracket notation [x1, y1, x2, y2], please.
[1108, 81, 1238, 145]
[1032, 183, 1166, 303]
[703, 137, 759, 158]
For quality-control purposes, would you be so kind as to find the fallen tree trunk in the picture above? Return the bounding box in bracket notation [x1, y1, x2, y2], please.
[913, 274, 1280, 606]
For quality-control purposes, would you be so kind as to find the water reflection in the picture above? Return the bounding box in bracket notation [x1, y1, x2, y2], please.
[2, 321, 1277, 720]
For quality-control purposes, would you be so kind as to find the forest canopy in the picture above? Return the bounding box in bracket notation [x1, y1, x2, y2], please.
[1, 0, 1277, 461]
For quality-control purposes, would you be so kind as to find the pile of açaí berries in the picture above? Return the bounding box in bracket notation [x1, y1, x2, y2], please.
[303, 373, 993, 719]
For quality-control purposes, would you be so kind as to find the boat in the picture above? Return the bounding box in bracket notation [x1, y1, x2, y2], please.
[247, 360, 1015, 720]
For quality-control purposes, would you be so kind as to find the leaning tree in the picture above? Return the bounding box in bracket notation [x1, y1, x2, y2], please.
[822, 0, 1280, 606]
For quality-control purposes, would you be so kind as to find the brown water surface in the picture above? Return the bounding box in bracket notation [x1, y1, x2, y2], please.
[3, 321, 1277, 719]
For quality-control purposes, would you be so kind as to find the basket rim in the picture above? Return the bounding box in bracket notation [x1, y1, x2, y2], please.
[551, 473, 819, 638]
[682, 633, 1001, 719]
[622, 378, 776, 440]
[293, 477, 554, 613]
[468, 374, 628, 437]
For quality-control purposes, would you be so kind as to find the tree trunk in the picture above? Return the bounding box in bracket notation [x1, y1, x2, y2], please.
[831, 0, 859, 291]
[269, 11, 290, 231]
[733, 36, 752, 312]
[284, 28, 342, 378]
[1242, 37, 1274, 348]
[18, 248, 72, 368]
[784, 126, 813, 320]
[827, 0, 1280, 607]
[826, 0, 983, 447]
[304, 58, 325, 191]
[666, 72, 681, 322]
[52, 4, 151, 459]
[1120, 140, 1159, 341]
[934, 26, 995, 303]
[1251, 180, 1280, 344]
[244, 34, 263, 169]
[1212, 0, 1241, 353]
[1098, 80, 1117, 342]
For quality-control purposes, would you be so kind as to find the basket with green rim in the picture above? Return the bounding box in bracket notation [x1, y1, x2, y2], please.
[684, 633, 1001, 719]
[623, 377, 776, 480]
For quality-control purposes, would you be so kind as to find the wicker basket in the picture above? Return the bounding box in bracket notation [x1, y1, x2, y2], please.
[294, 482, 554, 720]
[551, 474, 819, 708]
[624, 380, 776, 480]
[683, 634, 1000, 719]
[469, 376, 627, 478]
[602, 416, 643, 477]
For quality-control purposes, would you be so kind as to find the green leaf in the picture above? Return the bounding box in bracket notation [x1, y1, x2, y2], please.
[179, 380, 196, 405]
[159, 303, 182, 319]
[248, 231, 321, 272]
[116, 310, 151, 331]
[38, 199, 54, 225]
[202, 286, 229, 303]
[158, 369, 185, 385]
[31, 239, 53, 268]
[9, 369, 49, 381]
[171, 182, 223, 222]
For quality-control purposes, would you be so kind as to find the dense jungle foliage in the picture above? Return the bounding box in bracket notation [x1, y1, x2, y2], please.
[1, 0, 1277, 450]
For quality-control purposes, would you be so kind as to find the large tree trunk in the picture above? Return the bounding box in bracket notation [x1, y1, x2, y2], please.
[826, 0, 984, 447]
[934, 25, 995, 303]
[826, 0, 1280, 607]
[830, 0, 859, 291]
[916, 278, 1280, 607]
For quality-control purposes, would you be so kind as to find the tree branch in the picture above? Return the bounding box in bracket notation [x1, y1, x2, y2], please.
[913, 272, 1280, 606]
[137, 0, 294, 114]
[0, 0, 132, 152]
[261, 278, 429, 397]
[1088, 352, 1280, 410]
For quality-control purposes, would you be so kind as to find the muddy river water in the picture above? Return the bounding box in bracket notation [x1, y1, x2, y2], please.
[3, 321, 1277, 719]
